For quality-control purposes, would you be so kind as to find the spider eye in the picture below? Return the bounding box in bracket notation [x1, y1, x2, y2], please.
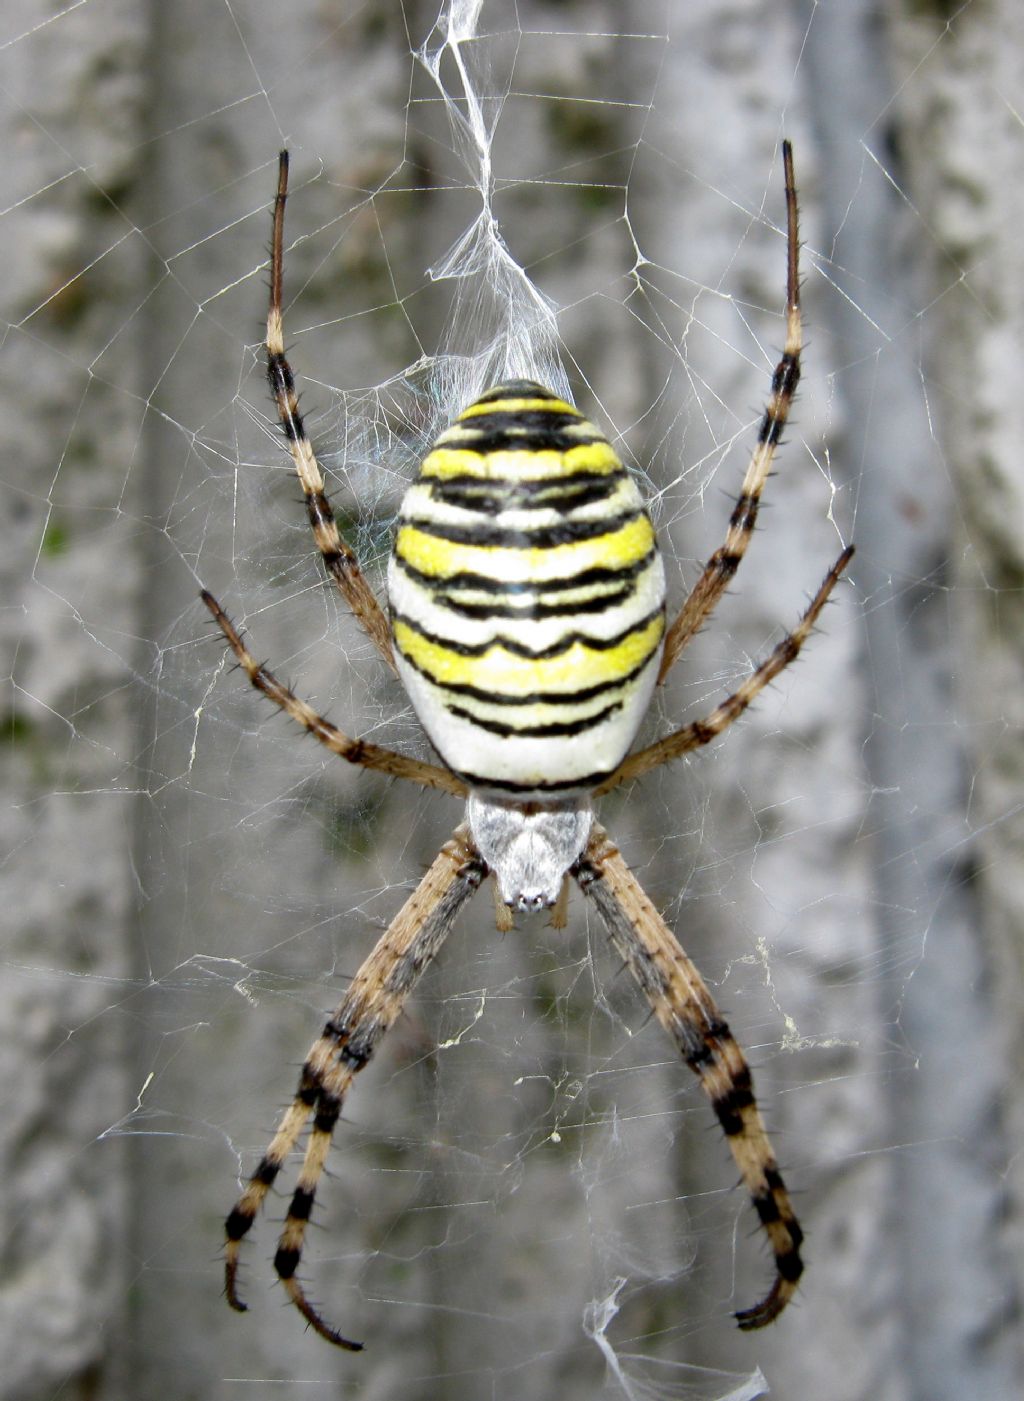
[514, 891, 551, 914]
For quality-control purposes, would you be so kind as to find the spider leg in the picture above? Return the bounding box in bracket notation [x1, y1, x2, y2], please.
[597, 545, 853, 794]
[659, 141, 802, 683]
[225, 1081, 317, 1314]
[201, 589, 466, 797]
[266, 151, 396, 672]
[225, 823, 486, 1348]
[573, 822, 803, 1329]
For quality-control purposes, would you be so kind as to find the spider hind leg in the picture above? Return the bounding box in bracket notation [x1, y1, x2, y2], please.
[221, 826, 485, 1347]
[574, 823, 804, 1328]
[224, 1088, 317, 1312]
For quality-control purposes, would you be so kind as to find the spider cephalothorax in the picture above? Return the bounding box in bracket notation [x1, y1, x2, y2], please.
[202, 144, 852, 1349]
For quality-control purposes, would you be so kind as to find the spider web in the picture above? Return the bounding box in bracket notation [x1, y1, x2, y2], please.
[3, 1, 1022, 1398]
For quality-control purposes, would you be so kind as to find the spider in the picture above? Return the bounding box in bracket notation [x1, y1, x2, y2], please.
[202, 143, 853, 1350]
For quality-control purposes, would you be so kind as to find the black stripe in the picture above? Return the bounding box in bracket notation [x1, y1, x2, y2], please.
[289, 1187, 315, 1222]
[253, 1156, 281, 1186]
[778, 1250, 804, 1283]
[783, 1213, 804, 1250]
[428, 469, 618, 496]
[392, 605, 664, 660]
[274, 1246, 300, 1279]
[472, 380, 561, 404]
[267, 352, 295, 397]
[434, 583, 638, 621]
[313, 1092, 342, 1134]
[226, 1206, 255, 1240]
[391, 544, 659, 595]
[770, 352, 800, 398]
[441, 405, 603, 451]
[427, 474, 622, 517]
[759, 410, 786, 449]
[447, 699, 623, 738]
[752, 1190, 782, 1225]
[728, 490, 758, 533]
[712, 1076, 756, 1137]
[455, 408, 583, 434]
[448, 425, 604, 455]
[764, 1165, 788, 1195]
[450, 764, 615, 794]
[338, 1042, 370, 1070]
[399, 506, 643, 550]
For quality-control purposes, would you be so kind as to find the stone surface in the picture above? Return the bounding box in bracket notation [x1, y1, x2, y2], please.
[1, 2, 1020, 1398]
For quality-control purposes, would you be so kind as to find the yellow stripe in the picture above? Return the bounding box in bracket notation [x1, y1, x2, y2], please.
[393, 614, 664, 696]
[458, 395, 580, 419]
[395, 513, 654, 583]
[420, 441, 624, 482]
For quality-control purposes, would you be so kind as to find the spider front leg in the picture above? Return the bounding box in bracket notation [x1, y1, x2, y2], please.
[659, 140, 803, 683]
[201, 589, 465, 796]
[574, 823, 803, 1328]
[225, 824, 486, 1348]
[265, 151, 395, 671]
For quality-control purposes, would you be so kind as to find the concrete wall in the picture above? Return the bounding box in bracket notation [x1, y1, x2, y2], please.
[1, 2, 1020, 1398]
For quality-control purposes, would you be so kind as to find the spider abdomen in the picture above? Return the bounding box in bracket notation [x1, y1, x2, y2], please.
[388, 381, 666, 796]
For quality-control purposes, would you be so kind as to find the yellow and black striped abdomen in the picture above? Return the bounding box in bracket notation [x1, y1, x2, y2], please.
[387, 382, 666, 795]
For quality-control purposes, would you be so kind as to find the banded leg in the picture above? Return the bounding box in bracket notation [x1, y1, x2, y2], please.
[659, 140, 802, 683]
[598, 545, 853, 795]
[573, 823, 803, 1328]
[225, 824, 486, 1348]
[266, 151, 396, 671]
[202, 589, 466, 797]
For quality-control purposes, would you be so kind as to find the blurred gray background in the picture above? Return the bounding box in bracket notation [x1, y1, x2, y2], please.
[2, 1, 1022, 1398]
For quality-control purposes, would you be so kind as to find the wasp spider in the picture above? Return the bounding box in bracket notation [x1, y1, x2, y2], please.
[202, 144, 853, 1350]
